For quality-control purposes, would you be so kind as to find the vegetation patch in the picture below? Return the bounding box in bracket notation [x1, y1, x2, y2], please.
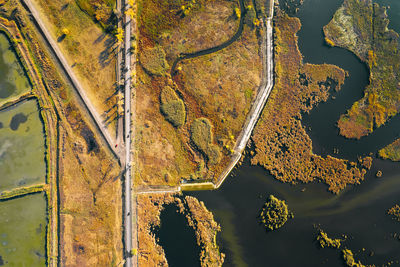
[342, 249, 367, 267]
[378, 138, 400, 162]
[387, 204, 400, 222]
[324, 0, 400, 139]
[159, 0, 239, 63]
[259, 195, 292, 231]
[140, 45, 169, 76]
[160, 86, 186, 127]
[136, 0, 262, 186]
[31, 0, 118, 135]
[191, 118, 221, 165]
[251, 12, 372, 194]
[75, 0, 116, 31]
[0, 2, 124, 264]
[317, 230, 342, 249]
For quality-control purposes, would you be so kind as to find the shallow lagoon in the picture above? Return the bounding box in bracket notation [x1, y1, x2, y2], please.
[0, 99, 46, 192]
[0, 193, 46, 266]
[0, 33, 31, 106]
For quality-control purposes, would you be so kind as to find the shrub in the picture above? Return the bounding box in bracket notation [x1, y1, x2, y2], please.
[342, 249, 365, 267]
[140, 45, 169, 76]
[191, 118, 213, 151]
[190, 118, 221, 165]
[259, 195, 290, 231]
[160, 86, 186, 127]
[206, 144, 221, 165]
[317, 230, 342, 249]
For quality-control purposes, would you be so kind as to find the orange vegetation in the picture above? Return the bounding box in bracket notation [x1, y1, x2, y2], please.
[379, 138, 400, 162]
[137, 194, 224, 267]
[251, 12, 372, 194]
[324, 0, 400, 139]
[136, 0, 262, 186]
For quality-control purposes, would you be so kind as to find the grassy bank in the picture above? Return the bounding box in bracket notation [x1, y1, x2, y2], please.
[0, 184, 45, 200]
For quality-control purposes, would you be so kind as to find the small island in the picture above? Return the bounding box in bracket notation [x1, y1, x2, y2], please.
[259, 195, 292, 231]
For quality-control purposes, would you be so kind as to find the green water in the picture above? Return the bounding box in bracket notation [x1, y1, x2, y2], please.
[0, 99, 46, 192]
[0, 33, 31, 106]
[0, 193, 47, 266]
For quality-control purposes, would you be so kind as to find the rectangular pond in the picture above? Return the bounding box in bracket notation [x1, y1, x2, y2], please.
[0, 193, 47, 266]
[0, 99, 46, 192]
[0, 32, 31, 106]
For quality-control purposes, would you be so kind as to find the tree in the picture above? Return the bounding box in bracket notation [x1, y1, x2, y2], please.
[62, 28, 70, 36]
[116, 28, 124, 44]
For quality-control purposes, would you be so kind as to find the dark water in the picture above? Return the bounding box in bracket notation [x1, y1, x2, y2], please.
[159, 0, 400, 266]
[154, 204, 201, 267]
[299, 0, 400, 161]
[9, 113, 27, 131]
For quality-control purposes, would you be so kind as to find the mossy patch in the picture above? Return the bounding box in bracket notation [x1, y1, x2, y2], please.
[190, 118, 221, 165]
[140, 46, 169, 76]
[160, 86, 186, 127]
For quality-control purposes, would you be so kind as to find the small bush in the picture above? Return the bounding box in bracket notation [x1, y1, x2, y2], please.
[160, 86, 186, 127]
[190, 118, 221, 165]
[140, 45, 169, 76]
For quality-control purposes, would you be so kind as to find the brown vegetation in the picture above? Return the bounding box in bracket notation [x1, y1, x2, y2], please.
[31, 0, 118, 136]
[136, 0, 262, 186]
[75, 0, 116, 30]
[251, 12, 372, 194]
[140, 45, 169, 76]
[387, 204, 400, 222]
[0, 1, 123, 265]
[137, 194, 224, 267]
[324, 0, 400, 139]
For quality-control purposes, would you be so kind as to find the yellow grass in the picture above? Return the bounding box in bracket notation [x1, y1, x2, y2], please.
[31, 0, 118, 137]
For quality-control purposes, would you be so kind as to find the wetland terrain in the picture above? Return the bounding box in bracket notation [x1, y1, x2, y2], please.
[0, 0, 400, 266]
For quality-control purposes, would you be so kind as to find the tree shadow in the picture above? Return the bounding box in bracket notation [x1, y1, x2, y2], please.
[98, 36, 117, 68]
[57, 34, 66, 42]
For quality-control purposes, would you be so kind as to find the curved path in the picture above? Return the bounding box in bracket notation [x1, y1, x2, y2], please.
[170, 0, 246, 75]
[138, 0, 275, 193]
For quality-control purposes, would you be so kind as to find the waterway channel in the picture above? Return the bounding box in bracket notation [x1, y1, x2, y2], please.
[157, 0, 400, 266]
